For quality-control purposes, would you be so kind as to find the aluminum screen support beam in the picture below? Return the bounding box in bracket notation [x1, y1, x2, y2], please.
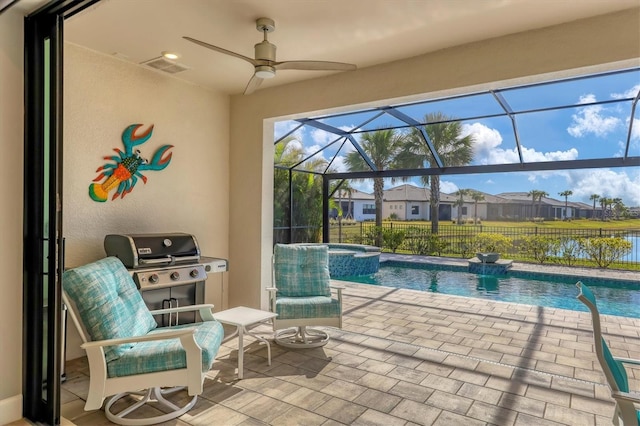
[625, 89, 640, 159]
[491, 90, 524, 164]
[325, 156, 640, 180]
[322, 175, 330, 243]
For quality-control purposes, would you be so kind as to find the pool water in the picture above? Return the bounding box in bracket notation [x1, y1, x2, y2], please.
[337, 262, 640, 318]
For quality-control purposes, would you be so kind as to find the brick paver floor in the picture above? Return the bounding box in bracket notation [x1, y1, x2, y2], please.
[61, 260, 640, 425]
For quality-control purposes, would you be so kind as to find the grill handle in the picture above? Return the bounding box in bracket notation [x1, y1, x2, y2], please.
[138, 255, 200, 266]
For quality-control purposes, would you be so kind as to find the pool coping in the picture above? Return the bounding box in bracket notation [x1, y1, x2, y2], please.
[379, 253, 640, 283]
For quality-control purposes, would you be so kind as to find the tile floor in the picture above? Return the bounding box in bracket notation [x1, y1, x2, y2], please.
[59, 265, 640, 425]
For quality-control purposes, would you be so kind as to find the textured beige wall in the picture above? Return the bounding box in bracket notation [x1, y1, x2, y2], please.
[0, 7, 24, 419]
[228, 9, 640, 309]
[63, 44, 230, 358]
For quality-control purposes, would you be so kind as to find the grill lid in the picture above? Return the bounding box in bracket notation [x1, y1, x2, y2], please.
[104, 233, 201, 268]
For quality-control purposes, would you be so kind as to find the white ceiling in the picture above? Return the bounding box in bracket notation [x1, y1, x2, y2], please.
[63, 0, 639, 95]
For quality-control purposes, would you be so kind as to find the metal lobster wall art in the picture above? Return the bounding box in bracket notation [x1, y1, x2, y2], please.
[89, 124, 173, 202]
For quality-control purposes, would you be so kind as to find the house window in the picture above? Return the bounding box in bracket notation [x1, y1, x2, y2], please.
[411, 206, 419, 215]
[461, 207, 468, 215]
[363, 204, 375, 214]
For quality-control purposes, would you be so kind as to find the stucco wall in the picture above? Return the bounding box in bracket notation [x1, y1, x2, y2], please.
[63, 44, 230, 358]
[0, 8, 25, 422]
[228, 9, 640, 310]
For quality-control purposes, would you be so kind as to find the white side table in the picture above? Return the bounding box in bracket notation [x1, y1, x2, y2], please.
[213, 306, 277, 379]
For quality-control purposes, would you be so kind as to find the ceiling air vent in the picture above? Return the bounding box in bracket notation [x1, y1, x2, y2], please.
[140, 57, 190, 74]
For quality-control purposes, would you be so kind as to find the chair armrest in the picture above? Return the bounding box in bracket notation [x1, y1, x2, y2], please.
[266, 287, 278, 293]
[330, 284, 345, 290]
[611, 390, 640, 404]
[614, 357, 640, 366]
[149, 303, 216, 320]
[80, 327, 196, 349]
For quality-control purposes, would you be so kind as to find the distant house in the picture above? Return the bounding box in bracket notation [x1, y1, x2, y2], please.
[381, 184, 463, 221]
[332, 188, 376, 221]
[571, 201, 597, 219]
[496, 192, 574, 220]
[333, 185, 605, 222]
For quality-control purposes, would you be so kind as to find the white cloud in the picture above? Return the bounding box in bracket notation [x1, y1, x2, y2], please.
[633, 118, 640, 141]
[439, 180, 458, 193]
[462, 122, 579, 165]
[310, 128, 334, 145]
[577, 94, 596, 104]
[611, 84, 640, 100]
[568, 169, 640, 206]
[304, 144, 322, 157]
[274, 120, 304, 141]
[330, 155, 347, 172]
[567, 94, 622, 138]
[521, 146, 578, 162]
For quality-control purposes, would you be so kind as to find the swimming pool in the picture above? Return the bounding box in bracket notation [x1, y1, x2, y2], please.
[337, 261, 640, 318]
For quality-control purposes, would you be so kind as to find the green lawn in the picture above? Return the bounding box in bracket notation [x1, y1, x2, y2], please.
[328, 218, 639, 271]
[378, 218, 640, 229]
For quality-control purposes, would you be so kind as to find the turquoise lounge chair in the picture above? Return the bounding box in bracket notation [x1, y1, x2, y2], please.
[576, 282, 640, 426]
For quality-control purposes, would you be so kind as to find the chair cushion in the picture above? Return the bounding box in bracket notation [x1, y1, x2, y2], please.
[275, 296, 341, 320]
[107, 320, 224, 378]
[274, 244, 331, 297]
[63, 257, 157, 362]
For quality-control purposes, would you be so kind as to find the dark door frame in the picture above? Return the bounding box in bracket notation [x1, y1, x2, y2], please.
[23, 1, 100, 423]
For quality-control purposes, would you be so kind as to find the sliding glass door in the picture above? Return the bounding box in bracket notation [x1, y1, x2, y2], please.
[23, 1, 100, 423]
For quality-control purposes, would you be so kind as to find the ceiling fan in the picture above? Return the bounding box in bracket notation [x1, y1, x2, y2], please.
[184, 17, 357, 95]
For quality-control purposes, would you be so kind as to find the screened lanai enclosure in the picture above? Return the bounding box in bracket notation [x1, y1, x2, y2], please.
[273, 67, 640, 264]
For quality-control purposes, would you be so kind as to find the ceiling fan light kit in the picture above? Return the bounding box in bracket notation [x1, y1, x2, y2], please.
[184, 17, 356, 94]
[255, 65, 276, 79]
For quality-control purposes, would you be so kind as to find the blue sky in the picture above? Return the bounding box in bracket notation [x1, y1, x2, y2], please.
[275, 69, 640, 207]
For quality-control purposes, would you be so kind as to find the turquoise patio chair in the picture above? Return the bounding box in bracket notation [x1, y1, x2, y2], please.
[268, 243, 343, 348]
[576, 281, 640, 426]
[63, 257, 224, 425]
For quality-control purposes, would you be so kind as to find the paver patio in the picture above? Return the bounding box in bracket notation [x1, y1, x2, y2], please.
[59, 261, 640, 425]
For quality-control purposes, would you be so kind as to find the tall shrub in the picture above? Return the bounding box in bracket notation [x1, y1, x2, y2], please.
[579, 237, 632, 268]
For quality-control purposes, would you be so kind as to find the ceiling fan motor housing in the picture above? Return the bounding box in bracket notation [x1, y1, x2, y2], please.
[255, 40, 276, 62]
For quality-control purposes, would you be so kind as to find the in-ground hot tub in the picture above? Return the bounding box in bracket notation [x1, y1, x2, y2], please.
[298, 243, 381, 278]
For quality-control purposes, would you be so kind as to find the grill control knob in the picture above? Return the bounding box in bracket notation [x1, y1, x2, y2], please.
[190, 269, 199, 278]
[149, 274, 159, 284]
[170, 271, 180, 280]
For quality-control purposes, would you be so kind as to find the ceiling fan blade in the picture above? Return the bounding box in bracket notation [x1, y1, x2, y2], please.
[274, 60, 357, 72]
[183, 36, 257, 66]
[244, 74, 264, 95]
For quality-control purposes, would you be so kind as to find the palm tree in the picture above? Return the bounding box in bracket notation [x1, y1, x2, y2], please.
[345, 129, 406, 245]
[335, 180, 353, 242]
[599, 196, 614, 221]
[400, 112, 474, 233]
[453, 189, 470, 224]
[274, 136, 339, 243]
[537, 191, 549, 219]
[612, 198, 624, 220]
[470, 190, 485, 223]
[527, 190, 548, 219]
[589, 194, 600, 219]
[559, 190, 573, 219]
[599, 196, 607, 220]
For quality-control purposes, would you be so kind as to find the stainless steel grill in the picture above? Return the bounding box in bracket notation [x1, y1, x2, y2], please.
[104, 233, 227, 326]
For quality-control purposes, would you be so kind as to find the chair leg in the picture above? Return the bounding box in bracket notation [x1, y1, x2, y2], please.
[274, 326, 330, 348]
[104, 386, 198, 426]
